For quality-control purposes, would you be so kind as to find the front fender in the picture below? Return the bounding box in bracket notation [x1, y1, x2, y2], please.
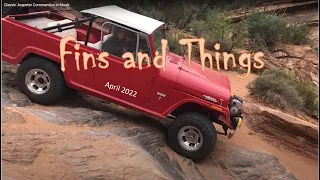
[162, 90, 231, 128]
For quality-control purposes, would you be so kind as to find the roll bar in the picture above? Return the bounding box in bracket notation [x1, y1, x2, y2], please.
[41, 16, 96, 31]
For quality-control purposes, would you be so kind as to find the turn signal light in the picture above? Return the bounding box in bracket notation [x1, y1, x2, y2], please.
[211, 105, 222, 112]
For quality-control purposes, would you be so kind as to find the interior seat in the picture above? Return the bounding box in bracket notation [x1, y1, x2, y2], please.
[77, 34, 112, 50]
[46, 19, 77, 39]
[46, 19, 113, 50]
[19, 17, 56, 29]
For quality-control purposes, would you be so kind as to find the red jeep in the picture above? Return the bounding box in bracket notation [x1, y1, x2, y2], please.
[2, 5, 243, 161]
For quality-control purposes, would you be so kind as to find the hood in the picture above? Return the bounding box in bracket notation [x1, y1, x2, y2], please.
[174, 57, 231, 107]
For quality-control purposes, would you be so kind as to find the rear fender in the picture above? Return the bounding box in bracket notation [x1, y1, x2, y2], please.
[2, 46, 61, 65]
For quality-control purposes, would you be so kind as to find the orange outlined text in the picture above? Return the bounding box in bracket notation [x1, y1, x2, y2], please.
[60, 35, 264, 78]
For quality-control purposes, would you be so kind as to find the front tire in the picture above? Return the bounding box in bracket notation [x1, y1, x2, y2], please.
[168, 112, 217, 161]
[17, 57, 67, 105]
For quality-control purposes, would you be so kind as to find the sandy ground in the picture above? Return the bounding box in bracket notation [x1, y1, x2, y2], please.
[2, 107, 168, 180]
[217, 70, 319, 180]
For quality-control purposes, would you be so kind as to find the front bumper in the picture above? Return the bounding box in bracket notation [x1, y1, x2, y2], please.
[231, 116, 243, 129]
[228, 117, 243, 139]
[237, 117, 243, 127]
[227, 95, 244, 139]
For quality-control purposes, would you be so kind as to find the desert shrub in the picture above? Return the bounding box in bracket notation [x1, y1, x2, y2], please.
[162, 3, 185, 27]
[193, 4, 212, 21]
[281, 24, 310, 45]
[247, 12, 286, 48]
[247, 12, 311, 48]
[229, 22, 247, 49]
[160, 3, 203, 29]
[187, 9, 236, 52]
[290, 81, 318, 116]
[249, 69, 318, 115]
[166, 31, 186, 56]
[247, 33, 267, 51]
[191, 45, 201, 59]
[203, 10, 233, 51]
[187, 20, 207, 37]
[188, 9, 247, 52]
[128, 5, 165, 21]
[249, 69, 303, 110]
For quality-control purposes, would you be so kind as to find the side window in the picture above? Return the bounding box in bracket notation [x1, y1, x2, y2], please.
[101, 23, 138, 59]
[138, 34, 152, 64]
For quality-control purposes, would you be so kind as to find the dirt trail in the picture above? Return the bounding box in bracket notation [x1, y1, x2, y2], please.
[218, 70, 319, 180]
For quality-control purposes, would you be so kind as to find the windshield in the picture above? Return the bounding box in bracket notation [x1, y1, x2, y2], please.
[152, 26, 165, 54]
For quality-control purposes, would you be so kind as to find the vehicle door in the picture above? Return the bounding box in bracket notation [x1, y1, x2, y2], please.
[93, 22, 156, 105]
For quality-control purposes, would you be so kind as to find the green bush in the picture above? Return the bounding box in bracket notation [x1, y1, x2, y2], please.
[162, 3, 185, 27]
[291, 81, 318, 116]
[126, 3, 310, 52]
[247, 12, 310, 48]
[166, 31, 186, 56]
[187, 9, 237, 52]
[249, 69, 318, 115]
[192, 45, 201, 59]
[247, 12, 286, 48]
[230, 22, 247, 49]
[160, 3, 203, 29]
[193, 4, 212, 21]
[187, 20, 206, 37]
[281, 24, 310, 45]
[203, 10, 233, 51]
[249, 69, 303, 110]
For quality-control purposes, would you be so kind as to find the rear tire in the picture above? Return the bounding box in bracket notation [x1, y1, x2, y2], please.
[168, 112, 217, 161]
[17, 57, 67, 105]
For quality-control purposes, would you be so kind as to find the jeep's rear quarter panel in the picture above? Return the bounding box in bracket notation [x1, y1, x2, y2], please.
[2, 16, 62, 65]
[1, 14, 97, 90]
[1, 13, 100, 64]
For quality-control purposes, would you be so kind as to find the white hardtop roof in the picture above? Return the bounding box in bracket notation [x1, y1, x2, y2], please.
[81, 5, 164, 34]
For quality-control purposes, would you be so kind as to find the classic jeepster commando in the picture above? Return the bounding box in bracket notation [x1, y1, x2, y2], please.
[2, 5, 243, 161]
